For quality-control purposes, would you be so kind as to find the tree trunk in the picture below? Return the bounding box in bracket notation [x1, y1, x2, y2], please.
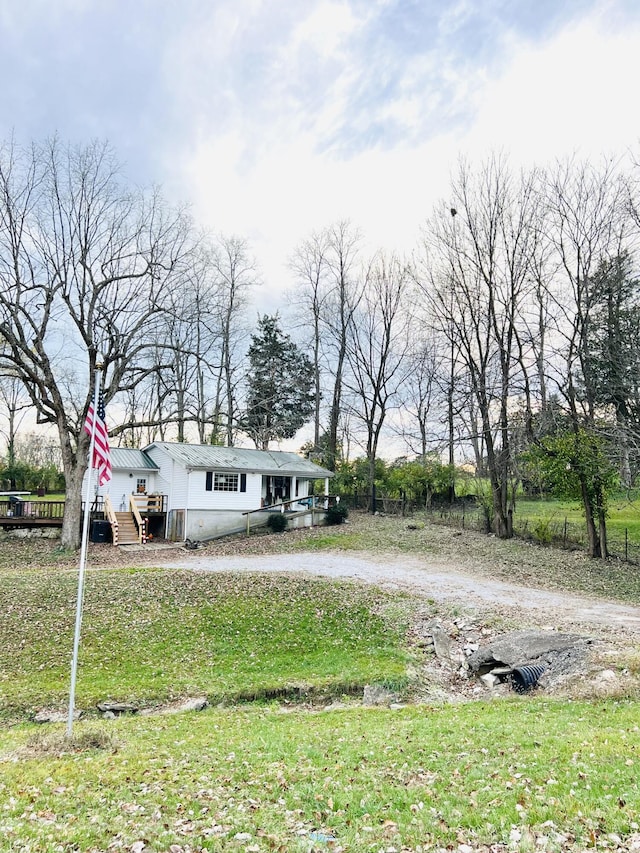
[598, 506, 608, 559]
[327, 349, 345, 471]
[369, 455, 377, 514]
[491, 478, 511, 538]
[579, 478, 602, 558]
[60, 462, 85, 550]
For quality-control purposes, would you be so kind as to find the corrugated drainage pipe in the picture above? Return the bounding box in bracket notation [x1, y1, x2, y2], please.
[511, 664, 546, 693]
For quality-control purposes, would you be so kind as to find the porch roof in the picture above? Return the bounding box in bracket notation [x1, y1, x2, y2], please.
[111, 448, 160, 471]
[145, 442, 334, 478]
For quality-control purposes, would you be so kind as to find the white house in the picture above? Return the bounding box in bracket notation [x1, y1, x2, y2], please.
[86, 443, 334, 542]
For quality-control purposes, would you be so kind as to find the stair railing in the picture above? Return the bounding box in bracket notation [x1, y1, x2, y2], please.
[128, 494, 147, 544]
[104, 495, 119, 547]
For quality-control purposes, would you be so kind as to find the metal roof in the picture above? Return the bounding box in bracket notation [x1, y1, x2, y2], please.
[110, 448, 159, 471]
[144, 442, 334, 478]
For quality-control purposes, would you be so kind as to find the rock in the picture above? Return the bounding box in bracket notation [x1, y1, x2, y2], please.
[139, 696, 209, 716]
[595, 668, 618, 683]
[431, 625, 454, 662]
[169, 696, 208, 713]
[467, 630, 587, 673]
[479, 673, 499, 689]
[363, 684, 396, 706]
[96, 701, 138, 715]
[34, 709, 81, 724]
[590, 669, 622, 695]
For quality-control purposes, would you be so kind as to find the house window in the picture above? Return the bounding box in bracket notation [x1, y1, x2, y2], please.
[205, 472, 247, 492]
[136, 478, 147, 494]
[215, 473, 238, 491]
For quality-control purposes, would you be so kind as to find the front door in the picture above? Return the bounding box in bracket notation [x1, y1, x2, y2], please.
[263, 476, 291, 506]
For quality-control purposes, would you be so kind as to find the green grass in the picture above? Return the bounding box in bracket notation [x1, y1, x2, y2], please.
[0, 699, 638, 851]
[513, 494, 640, 561]
[2, 519, 640, 850]
[28, 491, 66, 502]
[515, 494, 640, 537]
[0, 567, 413, 722]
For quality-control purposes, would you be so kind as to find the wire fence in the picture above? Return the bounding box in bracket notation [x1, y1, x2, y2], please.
[341, 494, 640, 565]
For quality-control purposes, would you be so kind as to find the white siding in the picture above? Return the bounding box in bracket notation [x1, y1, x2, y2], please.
[82, 469, 157, 506]
[145, 446, 187, 512]
[187, 470, 261, 511]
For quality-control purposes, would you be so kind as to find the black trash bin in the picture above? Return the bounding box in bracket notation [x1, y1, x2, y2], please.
[9, 496, 23, 517]
[91, 520, 111, 543]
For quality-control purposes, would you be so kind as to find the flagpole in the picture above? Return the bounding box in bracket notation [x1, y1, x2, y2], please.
[67, 363, 102, 739]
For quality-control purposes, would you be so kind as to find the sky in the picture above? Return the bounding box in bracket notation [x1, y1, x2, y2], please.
[1, 0, 640, 303]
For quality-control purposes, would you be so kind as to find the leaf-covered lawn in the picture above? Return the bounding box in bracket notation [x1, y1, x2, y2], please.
[0, 700, 638, 852]
[0, 567, 412, 721]
[2, 517, 640, 851]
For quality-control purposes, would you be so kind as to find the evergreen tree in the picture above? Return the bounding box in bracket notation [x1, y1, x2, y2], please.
[583, 252, 640, 485]
[240, 315, 315, 449]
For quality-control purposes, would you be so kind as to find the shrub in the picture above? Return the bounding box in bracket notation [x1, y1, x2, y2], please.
[266, 512, 288, 533]
[532, 516, 553, 545]
[325, 503, 349, 526]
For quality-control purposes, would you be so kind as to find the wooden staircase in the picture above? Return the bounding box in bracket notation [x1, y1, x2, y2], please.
[114, 511, 140, 545]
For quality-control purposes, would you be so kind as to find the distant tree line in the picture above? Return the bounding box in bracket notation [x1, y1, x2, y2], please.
[1, 138, 640, 556]
[290, 157, 640, 558]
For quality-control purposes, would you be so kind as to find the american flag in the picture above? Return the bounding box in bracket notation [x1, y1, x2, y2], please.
[84, 391, 112, 486]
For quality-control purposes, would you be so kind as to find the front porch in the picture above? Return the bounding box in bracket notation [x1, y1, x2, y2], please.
[239, 493, 339, 537]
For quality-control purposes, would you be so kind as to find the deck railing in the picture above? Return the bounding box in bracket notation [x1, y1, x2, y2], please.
[131, 494, 167, 513]
[0, 499, 65, 521]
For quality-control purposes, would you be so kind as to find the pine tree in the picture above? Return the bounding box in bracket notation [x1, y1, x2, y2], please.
[240, 315, 315, 449]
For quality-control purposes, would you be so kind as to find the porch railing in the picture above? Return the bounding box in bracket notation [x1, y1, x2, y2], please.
[242, 494, 338, 535]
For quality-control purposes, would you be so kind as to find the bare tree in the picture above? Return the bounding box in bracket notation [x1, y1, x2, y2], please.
[323, 221, 362, 470]
[344, 253, 413, 512]
[394, 332, 445, 460]
[419, 156, 539, 537]
[289, 229, 331, 455]
[543, 157, 628, 557]
[0, 370, 33, 486]
[0, 138, 194, 548]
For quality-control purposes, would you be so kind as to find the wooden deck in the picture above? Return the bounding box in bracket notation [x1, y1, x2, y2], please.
[0, 496, 169, 543]
[0, 499, 65, 528]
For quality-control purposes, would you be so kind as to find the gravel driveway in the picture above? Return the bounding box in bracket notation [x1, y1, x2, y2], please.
[159, 550, 640, 634]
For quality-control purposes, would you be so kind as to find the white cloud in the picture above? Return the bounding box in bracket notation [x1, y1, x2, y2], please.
[289, 1, 359, 57]
[166, 0, 640, 303]
[464, 9, 640, 166]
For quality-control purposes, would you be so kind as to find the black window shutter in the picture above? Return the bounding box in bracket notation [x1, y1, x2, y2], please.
[240, 473, 247, 492]
[206, 471, 213, 491]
